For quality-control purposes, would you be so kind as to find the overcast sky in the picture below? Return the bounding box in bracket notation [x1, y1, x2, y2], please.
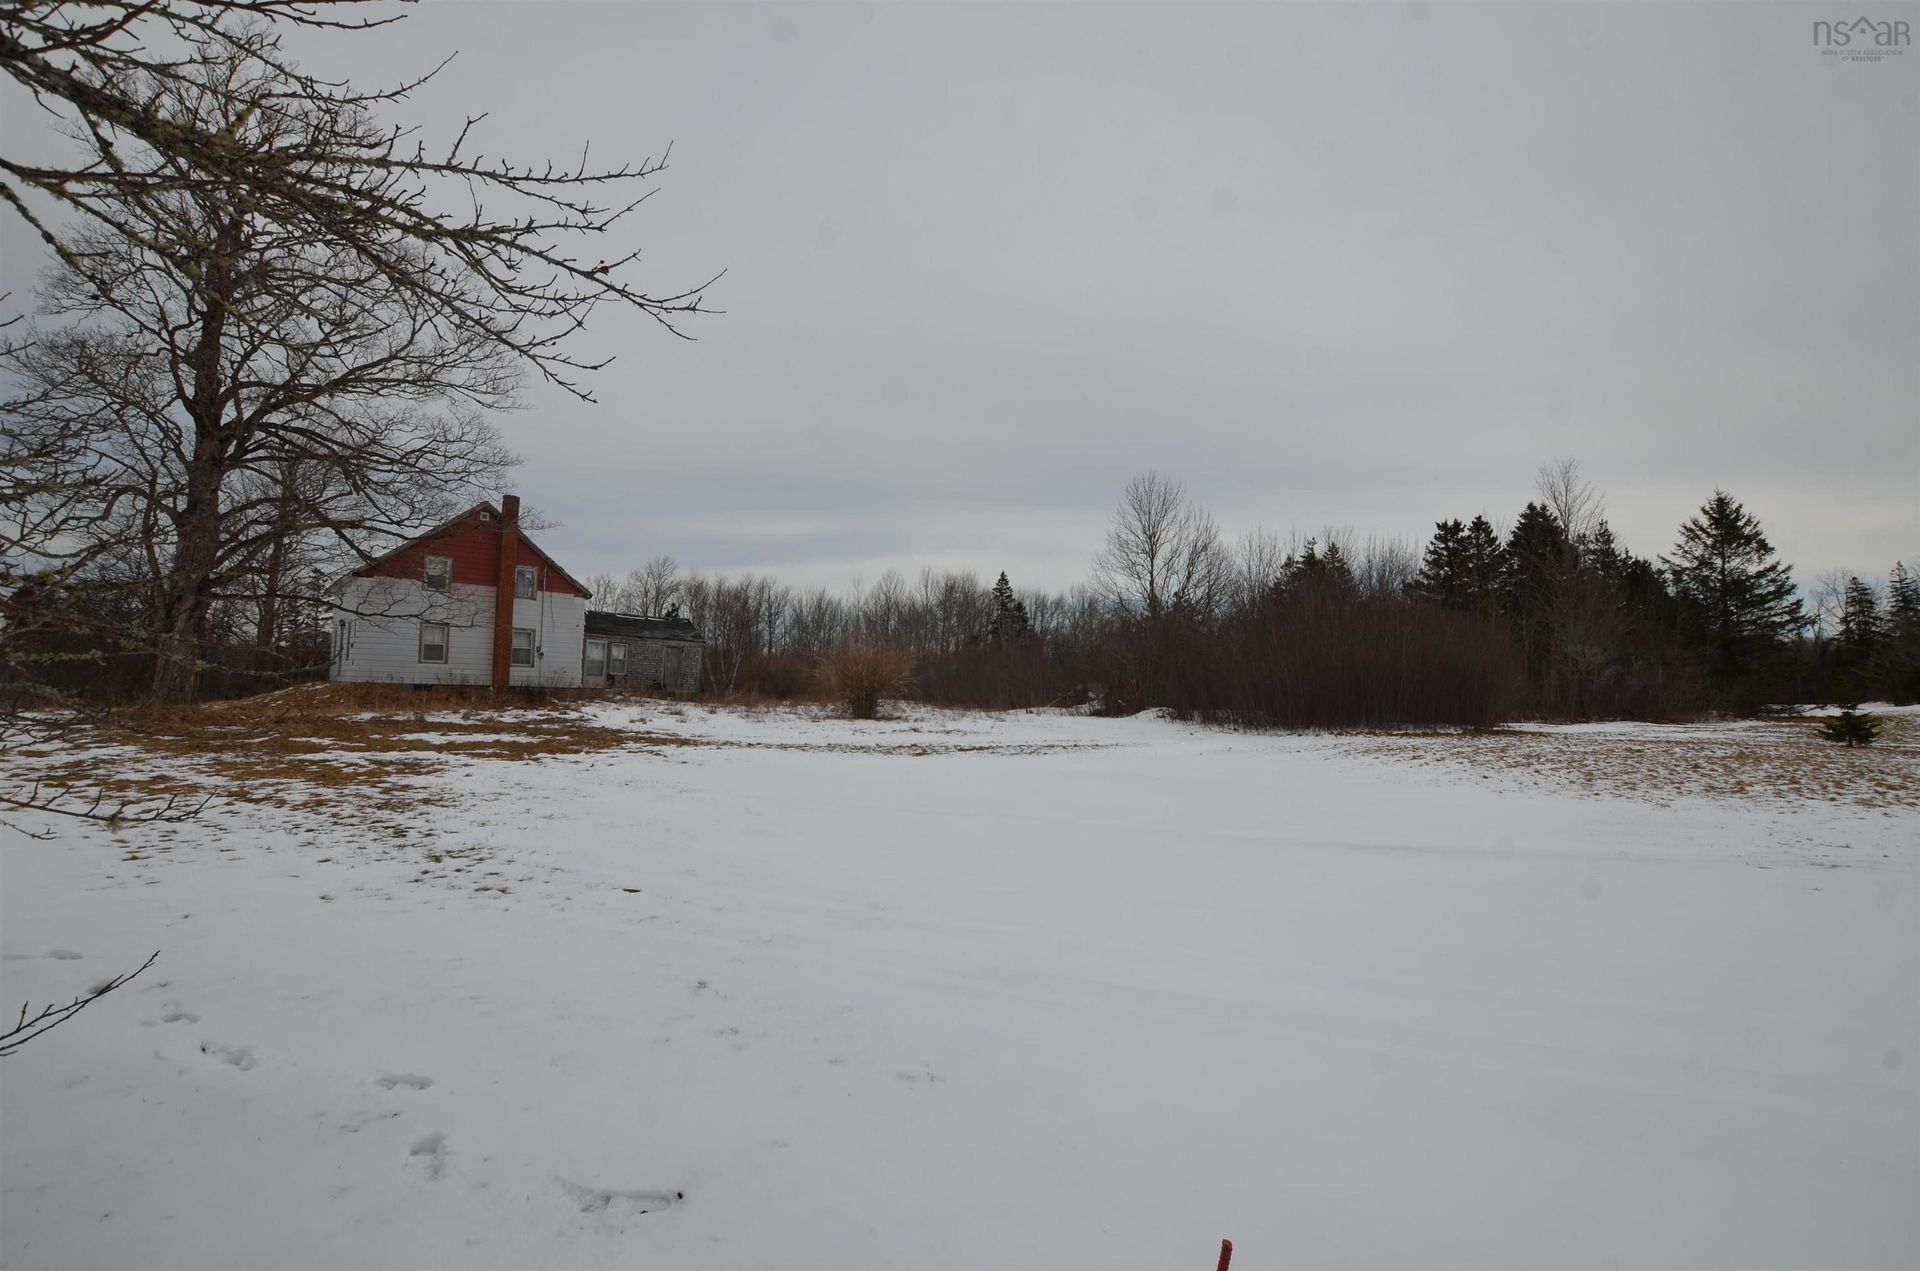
[5, 2, 1916, 594]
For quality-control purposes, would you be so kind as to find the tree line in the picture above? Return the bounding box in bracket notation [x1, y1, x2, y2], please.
[580, 464, 1915, 725]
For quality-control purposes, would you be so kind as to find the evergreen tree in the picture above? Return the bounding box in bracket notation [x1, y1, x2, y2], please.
[986, 571, 1032, 644]
[1818, 679, 1881, 747]
[1837, 577, 1884, 659]
[1586, 520, 1626, 592]
[1881, 562, 1920, 704]
[1889, 562, 1920, 637]
[1660, 491, 1804, 679]
[1499, 502, 1570, 682]
[1459, 515, 1506, 619]
[1284, 538, 1356, 596]
[1321, 540, 1355, 591]
[1616, 553, 1674, 621]
[1583, 521, 1675, 625]
[1411, 520, 1468, 607]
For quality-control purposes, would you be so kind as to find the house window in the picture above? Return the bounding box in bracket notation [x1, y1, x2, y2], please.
[584, 639, 607, 679]
[608, 641, 628, 679]
[419, 622, 449, 664]
[514, 565, 537, 599]
[423, 555, 451, 593]
[510, 627, 536, 668]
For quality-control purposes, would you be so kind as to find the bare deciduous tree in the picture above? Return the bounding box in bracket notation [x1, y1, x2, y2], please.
[2, 2, 717, 397]
[627, 555, 683, 616]
[1537, 457, 1603, 549]
[1094, 472, 1230, 620]
[6, 43, 522, 702]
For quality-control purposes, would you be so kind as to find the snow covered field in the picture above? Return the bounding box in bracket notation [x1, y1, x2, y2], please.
[3, 702, 1916, 1269]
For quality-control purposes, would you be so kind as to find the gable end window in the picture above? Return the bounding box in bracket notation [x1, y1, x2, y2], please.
[514, 565, 537, 599]
[419, 622, 450, 664]
[423, 555, 452, 593]
[510, 628, 536, 668]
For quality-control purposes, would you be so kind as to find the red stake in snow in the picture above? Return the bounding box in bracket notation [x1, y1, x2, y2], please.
[1216, 1238, 1234, 1271]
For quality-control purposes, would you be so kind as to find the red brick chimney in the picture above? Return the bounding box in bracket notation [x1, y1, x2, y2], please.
[491, 494, 519, 691]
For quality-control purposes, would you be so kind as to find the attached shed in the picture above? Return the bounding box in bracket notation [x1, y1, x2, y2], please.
[583, 611, 704, 692]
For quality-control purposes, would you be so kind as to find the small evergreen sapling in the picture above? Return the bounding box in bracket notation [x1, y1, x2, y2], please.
[1818, 681, 1881, 748]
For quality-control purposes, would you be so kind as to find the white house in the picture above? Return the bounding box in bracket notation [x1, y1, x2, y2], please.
[328, 496, 593, 688]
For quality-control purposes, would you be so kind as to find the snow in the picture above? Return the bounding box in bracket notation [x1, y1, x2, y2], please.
[2, 706, 1915, 1269]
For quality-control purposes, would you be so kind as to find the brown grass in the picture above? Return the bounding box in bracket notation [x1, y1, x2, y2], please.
[15, 683, 697, 826]
[1340, 713, 1920, 810]
[694, 686, 832, 711]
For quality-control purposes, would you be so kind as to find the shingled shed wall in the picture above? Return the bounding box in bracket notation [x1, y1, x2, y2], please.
[582, 611, 704, 692]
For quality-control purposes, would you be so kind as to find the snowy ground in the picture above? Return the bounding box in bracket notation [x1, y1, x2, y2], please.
[2, 701, 1916, 1269]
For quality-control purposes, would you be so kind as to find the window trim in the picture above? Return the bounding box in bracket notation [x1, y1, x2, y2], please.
[584, 638, 608, 679]
[514, 564, 537, 600]
[418, 621, 450, 664]
[510, 627, 536, 668]
[423, 554, 452, 593]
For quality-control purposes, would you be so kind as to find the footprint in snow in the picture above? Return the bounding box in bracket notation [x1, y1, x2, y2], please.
[374, 1072, 433, 1091]
[47, 950, 84, 960]
[200, 1042, 257, 1070]
[160, 1005, 199, 1024]
[407, 1132, 448, 1180]
[555, 1177, 683, 1215]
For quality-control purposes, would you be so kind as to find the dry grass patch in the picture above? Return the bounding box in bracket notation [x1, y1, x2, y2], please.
[18, 688, 700, 824]
[1342, 713, 1920, 810]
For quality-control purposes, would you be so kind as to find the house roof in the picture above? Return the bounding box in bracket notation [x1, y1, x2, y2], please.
[585, 610, 703, 642]
[338, 501, 593, 598]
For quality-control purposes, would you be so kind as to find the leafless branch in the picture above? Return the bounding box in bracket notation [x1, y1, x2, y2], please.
[1, 950, 159, 1056]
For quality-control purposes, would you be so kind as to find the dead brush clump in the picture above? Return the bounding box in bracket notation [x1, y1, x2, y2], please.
[815, 637, 915, 720]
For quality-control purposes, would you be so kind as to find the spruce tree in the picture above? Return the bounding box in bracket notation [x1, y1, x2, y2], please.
[1818, 679, 1881, 747]
[1285, 538, 1356, 596]
[1460, 515, 1506, 619]
[1660, 491, 1804, 678]
[1586, 520, 1626, 592]
[1838, 577, 1884, 658]
[1412, 520, 1468, 606]
[1889, 562, 1920, 638]
[1500, 502, 1570, 682]
[1881, 562, 1920, 704]
[1321, 540, 1356, 592]
[987, 571, 1031, 644]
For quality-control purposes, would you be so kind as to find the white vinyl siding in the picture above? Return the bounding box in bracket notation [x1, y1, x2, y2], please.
[329, 576, 587, 688]
[509, 590, 585, 687]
